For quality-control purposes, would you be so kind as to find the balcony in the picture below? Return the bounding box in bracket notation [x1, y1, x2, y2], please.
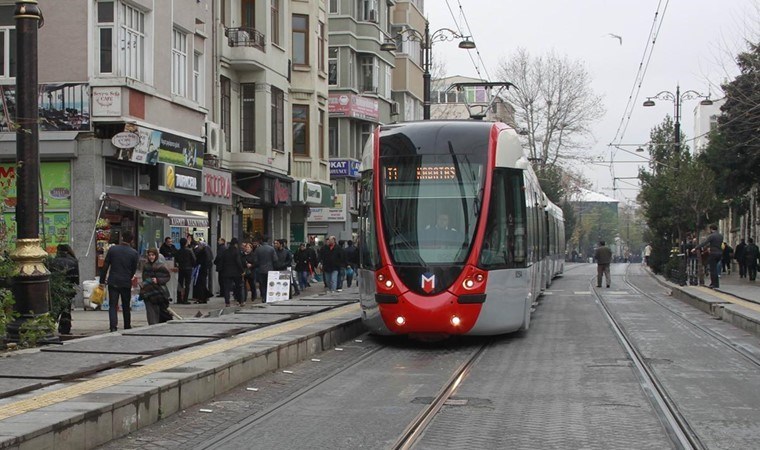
[292, 158, 330, 183]
[225, 27, 266, 51]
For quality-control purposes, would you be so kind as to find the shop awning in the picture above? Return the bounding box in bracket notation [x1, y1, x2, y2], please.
[231, 185, 260, 201]
[107, 194, 209, 228]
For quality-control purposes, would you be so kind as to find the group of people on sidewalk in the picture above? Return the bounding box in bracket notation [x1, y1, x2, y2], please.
[97, 232, 363, 332]
[687, 225, 760, 288]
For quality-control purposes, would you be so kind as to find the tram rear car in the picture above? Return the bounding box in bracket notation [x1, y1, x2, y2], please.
[358, 121, 563, 336]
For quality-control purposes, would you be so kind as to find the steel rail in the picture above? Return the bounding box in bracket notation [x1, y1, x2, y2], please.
[590, 277, 705, 450]
[392, 342, 490, 450]
[624, 265, 760, 369]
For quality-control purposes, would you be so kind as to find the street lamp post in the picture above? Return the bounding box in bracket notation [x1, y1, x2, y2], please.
[6, 1, 50, 342]
[381, 22, 475, 120]
[643, 85, 713, 159]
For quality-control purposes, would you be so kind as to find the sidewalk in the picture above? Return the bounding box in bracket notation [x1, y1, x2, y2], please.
[713, 270, 760, 303]
[68, 283, 344, 339]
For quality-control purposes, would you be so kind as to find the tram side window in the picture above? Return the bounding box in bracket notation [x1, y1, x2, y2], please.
[479, 168, 527, 269]
[358, 172, 380, 269]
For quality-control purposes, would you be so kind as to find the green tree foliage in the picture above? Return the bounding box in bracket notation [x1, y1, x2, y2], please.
[699, 43, 760, 204]
[638, 117, 720, 273]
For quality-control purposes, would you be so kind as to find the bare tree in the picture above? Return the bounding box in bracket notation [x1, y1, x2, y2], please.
[496, 48, 605, 169]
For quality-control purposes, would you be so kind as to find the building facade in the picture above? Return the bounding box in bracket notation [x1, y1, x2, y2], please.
[388, 0, 424, 123]
[323, 0, 395, 242]
[431, 75, 515, 124]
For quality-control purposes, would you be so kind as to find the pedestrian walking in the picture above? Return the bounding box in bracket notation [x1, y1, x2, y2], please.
[174, 237, 196, 304]
[100, 230, 139, 332]
[344, 240, 359, 287]
[218, 238, 245, 306]
[643, 243, 652, 267]
[594, 240, 612, 288]
[693, 224, 724, 288]
[253, 236, 277, 302]
[140, 248, 171, 325]
[320, 236, 344, 293]
[51, 244, 79, 334]
[193, 239, 214, 303]
[735, 238, 747, 279]
[721, 242, 733, 275]
[294, 243, 311, 290]
[745, 238, 759, 282]
[215, 237, 227, 295]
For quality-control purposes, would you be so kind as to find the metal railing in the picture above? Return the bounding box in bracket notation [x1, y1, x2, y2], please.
[225, 27, 265, 51]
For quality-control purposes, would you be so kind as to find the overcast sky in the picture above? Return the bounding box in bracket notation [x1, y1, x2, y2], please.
[426, 0, 758, 204]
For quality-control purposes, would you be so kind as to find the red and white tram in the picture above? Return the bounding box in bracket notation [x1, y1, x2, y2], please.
[357, 120, 564, 336]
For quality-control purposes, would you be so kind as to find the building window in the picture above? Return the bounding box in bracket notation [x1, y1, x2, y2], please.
[292, 14, 308, 66]
[271, 0, 280, 46]
[329, 119, 339, 158]
[292, 105, 309, 156]
[360, 123, 373, 159]
[0, 27, 16, 79]
[328, 48, 338, 86]
[320, 110, 326, 159]
[97, 2, 113, 74]
[271, 87, 284, 152]
[193, 51, 203, 103]
[221, 76, 231, 151]
[119, 2, 145, 81]
[171, 29, 187, 96]
[384, 64, 391, 99]
[329, 0, 338, 14]
[241, 83, 256, 152]
[242, 0, 255, 28]
[359, 55, 377, 92]
[318, 22, 326, 72]
[359, 0, 379, 22]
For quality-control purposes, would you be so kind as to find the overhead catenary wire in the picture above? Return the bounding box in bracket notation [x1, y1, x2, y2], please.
[443, 0, 489, 81]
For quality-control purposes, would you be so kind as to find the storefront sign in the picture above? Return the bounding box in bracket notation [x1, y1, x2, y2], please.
[329, 159, 360, 178]
[169, 216, 209, 228]
[92, 87, 122, 117]
[0, 83, 91, 132]
[159, 163, 202, 197]
[307, 194, 346, 222]
[305, 182, 322, 204]
[201, 167, 232, 205]
[328, 93, 379, 121]
[274, 179, 291, 204]
[111, 131, 140, 149]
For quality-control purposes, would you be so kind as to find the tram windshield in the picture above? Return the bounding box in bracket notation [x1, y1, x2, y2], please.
[379, 125, 489, 265]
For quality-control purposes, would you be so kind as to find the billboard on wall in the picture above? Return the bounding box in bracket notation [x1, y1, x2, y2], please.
[307, 194, 347, 222]
[0, 162, 72, 254]
[0, 83, 90, 132]
[328, 93, 379, 121]
[116, 126, 205, 168]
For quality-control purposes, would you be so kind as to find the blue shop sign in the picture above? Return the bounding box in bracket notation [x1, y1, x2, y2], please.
[329, 159, 360, 178]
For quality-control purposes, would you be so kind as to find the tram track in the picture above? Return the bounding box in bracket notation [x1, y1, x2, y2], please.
[391, 342, 489, 450]
[590, 273, 706, 450]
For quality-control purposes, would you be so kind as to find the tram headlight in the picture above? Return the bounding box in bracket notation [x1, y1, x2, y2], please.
[395, 316, 406, 326]
[463, 279, 475, 289]
[384, 279, 394, 289]
[451, 316, 462, 326]
[377, 273, 385, 282]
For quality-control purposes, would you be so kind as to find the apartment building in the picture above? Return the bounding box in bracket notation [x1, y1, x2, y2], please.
[321, 0, 395, 242]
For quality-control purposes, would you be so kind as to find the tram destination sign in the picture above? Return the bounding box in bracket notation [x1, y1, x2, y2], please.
[384, 165, 458, 181]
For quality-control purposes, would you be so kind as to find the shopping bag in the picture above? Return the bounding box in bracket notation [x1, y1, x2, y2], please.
[91, 285, 105, 305]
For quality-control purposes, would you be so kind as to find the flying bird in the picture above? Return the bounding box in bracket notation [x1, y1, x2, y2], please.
[606, 33, 623, 45]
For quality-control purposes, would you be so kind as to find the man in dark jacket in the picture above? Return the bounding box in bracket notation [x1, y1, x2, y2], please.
[594, 240, 613, 288]
[693, 224, 724, 288]
[159, 237, 176, 260]
[745, 238, 759, 282]
[100, 230, 139, 332]
[253, 237, 277, 302]
[294, 243, 311, 290]
[321, 235, 344, 293]
[735, 239, 747, 279]
[215, 237, 227, 295]
[343, 240, 359, 287]
[218, 238, 244, 306]
[193, 240, 214, 303]
[174, 237, 196, 303]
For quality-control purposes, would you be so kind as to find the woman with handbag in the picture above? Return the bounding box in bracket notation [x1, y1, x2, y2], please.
[141, 248, 172, 325]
